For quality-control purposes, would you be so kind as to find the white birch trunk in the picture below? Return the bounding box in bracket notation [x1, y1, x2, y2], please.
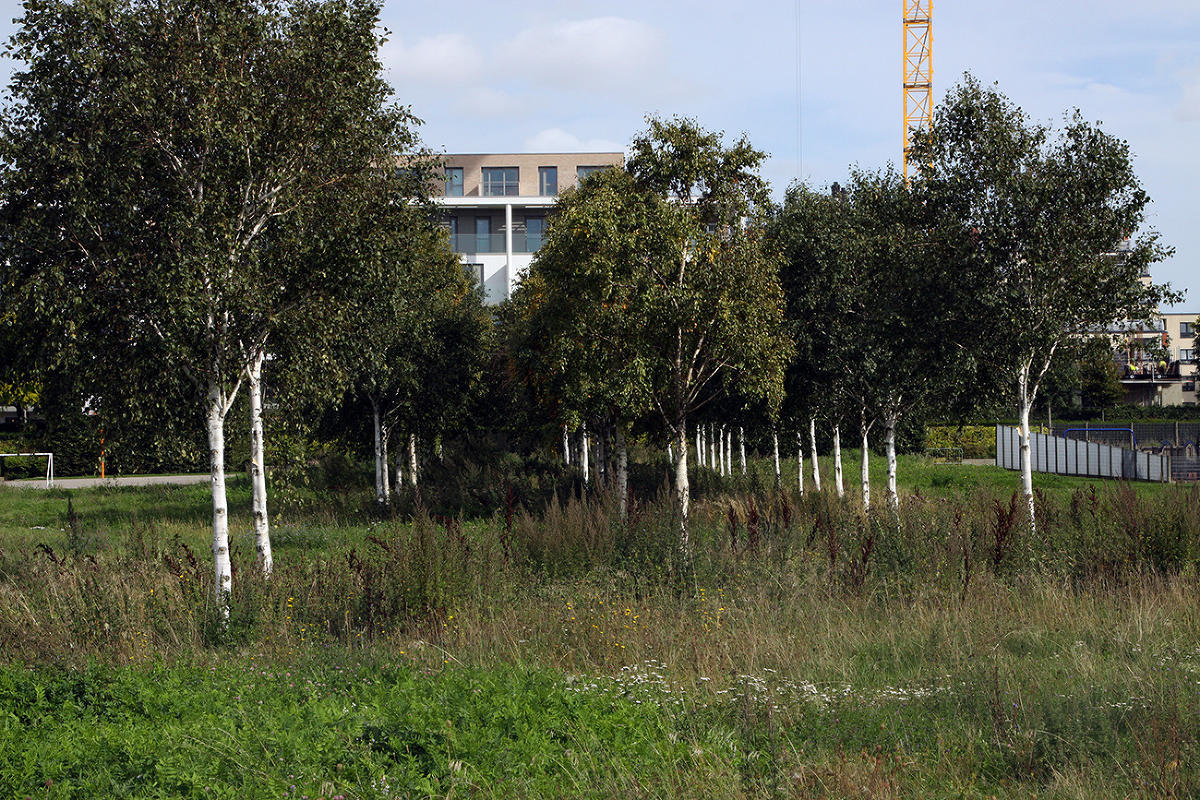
[712, 425, 719, 472]
[247, 352, 271, 577]
[861, 426, 871, 512]
[739, 426, 747, 475]
[720, 429, 729, 479]
[615, 425, 629, 520]
[704, 423, 711, 470]
[407, 432, 418, 488]
[673, 421, 691, 553]
[581, 423, 590, 488]
[832, 424, 845, 498]
[884, 412, 899, 513]
[1018, 368, 1036, 532]
[667, 443, 674, 463]
[394, 444, 403, 492]
[718, 425, 726, 476]
[381, 429, 391, 502]
[372, 401, 384, 506]
[696, 427, 703, 469]
[562, 424, 571, 466]
[796, 430, 805, 494]
[809, 417, 821, 491]
[596, 425, 608, 491]
[772, 429, 781, 486]
[206, 385, 232, 614]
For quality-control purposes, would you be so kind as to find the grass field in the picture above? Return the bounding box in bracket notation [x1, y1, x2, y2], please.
[1, 456, 1198, 798]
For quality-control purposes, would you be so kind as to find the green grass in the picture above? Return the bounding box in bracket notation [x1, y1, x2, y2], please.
[1, 460, 1198, 798]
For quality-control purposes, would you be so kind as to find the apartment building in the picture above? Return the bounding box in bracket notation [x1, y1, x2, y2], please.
[435, 152, 625, 303]
[1116, 311, 1199, 406]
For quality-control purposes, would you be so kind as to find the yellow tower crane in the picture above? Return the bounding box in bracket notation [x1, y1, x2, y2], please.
[902, 0, 932, 181]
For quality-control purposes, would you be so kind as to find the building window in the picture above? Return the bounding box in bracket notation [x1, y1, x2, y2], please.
[1181, 349, 1197, 363]
[576, 165, 607, 182]
[1182, 321, 1195, 338]
[526, 217, 546, 251]
[481, 167, 518, 196]
[538, 166, 557, 196]
[464, 263, 483, 287]
[475, 217, 491, 253]
[444, 167, 463, 197]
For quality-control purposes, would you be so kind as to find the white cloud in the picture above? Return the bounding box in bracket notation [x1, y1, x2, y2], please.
[522, 128, 624, 153]
[457, 87, 525, 118]
[500, 17, 667, 95]
[1177, 68, 1200, 120]
[382, 33, 482, 84]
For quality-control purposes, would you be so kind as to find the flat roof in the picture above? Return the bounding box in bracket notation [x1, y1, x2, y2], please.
[442, 152, 623, 157]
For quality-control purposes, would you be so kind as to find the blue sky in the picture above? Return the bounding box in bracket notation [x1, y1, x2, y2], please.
[1, 0, 1196, 309]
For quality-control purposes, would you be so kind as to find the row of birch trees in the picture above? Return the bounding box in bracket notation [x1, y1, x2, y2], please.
[512, 77, 1174, 545]
[0, 0, 490, 612]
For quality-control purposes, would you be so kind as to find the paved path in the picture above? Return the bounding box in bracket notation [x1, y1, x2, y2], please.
[4, 474, 210, 489]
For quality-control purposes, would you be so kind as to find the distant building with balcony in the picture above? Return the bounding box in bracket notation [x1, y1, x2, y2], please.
[1112, 311, 1199, 406]
[435, 152, 625, 303]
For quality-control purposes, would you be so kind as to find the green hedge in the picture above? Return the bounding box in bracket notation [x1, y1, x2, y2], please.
[924, 425, 995, 459]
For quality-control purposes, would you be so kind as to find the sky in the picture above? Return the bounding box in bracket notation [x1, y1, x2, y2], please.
[0, 0, 1196, 309]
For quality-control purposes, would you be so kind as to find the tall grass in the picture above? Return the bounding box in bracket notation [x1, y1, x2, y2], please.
[2, 481, 1198, 664]
[3, 480, 1200, 796]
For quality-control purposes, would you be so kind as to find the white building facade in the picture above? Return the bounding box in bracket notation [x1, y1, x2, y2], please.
[434, 152, 624, 304]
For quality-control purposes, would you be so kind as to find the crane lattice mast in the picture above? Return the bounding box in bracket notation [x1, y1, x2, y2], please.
[902, 0, 932, 181]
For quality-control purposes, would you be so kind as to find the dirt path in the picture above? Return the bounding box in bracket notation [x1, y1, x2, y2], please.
[4, 474, 210, 489]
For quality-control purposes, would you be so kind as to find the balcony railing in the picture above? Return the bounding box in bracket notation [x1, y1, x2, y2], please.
[449, 232, 544, 255]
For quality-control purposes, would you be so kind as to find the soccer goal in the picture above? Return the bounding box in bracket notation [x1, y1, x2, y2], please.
[0, 452, 54, 488]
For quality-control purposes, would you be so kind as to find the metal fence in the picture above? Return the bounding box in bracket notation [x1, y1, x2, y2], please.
[1162, 447, 1200, 482]
[1050, 422, 1200, 451]
[995, 425, 1169, 483]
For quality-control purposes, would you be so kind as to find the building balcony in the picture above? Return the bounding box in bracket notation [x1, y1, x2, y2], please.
[449, 232, 544, 255]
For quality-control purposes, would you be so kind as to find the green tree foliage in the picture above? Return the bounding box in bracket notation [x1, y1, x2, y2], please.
[511, 117, 791, 545]
[910, 75, 1177, 527]
[0, 0, 416, 606]
[321, 169, 490, 505]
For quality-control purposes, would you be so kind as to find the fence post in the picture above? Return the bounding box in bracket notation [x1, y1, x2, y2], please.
[1085, 420, 1090, 443]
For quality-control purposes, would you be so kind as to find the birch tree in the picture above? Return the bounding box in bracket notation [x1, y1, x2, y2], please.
[511, 118, 791, 546]
[1, 0, 416, 606]
[771, 185, 860, 502]
[910, 76, 1175, 528]
[329, 177, 486, 506]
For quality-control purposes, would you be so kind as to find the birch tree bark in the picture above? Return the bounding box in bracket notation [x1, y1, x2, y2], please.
[581, 423, 590, 488]
[772, 429, 781, 486]
[380, 428, 390, 503]
[724, 425, 730, 475]
[809, 416, 821, 491]
[247, 350, 272, 576]
[372, 399, 384, 506]
[860, 405, 874, 511]
[739, 426, 747, 475]
[673, 421, 690, 554]
[206, 381, 234, 616]
[884, 410, 899, 513]
[718, 424, 726, 476]
[407, 432, 418, 488]
[832, 423, 845, 498]
[614, 424, 629, 519]
[393, 445, 402, 494]
[562, 424, 571, 465]
[796, 429, 804, 494]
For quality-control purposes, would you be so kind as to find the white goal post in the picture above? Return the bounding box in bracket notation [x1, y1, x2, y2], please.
[0, 452, 54, 488]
